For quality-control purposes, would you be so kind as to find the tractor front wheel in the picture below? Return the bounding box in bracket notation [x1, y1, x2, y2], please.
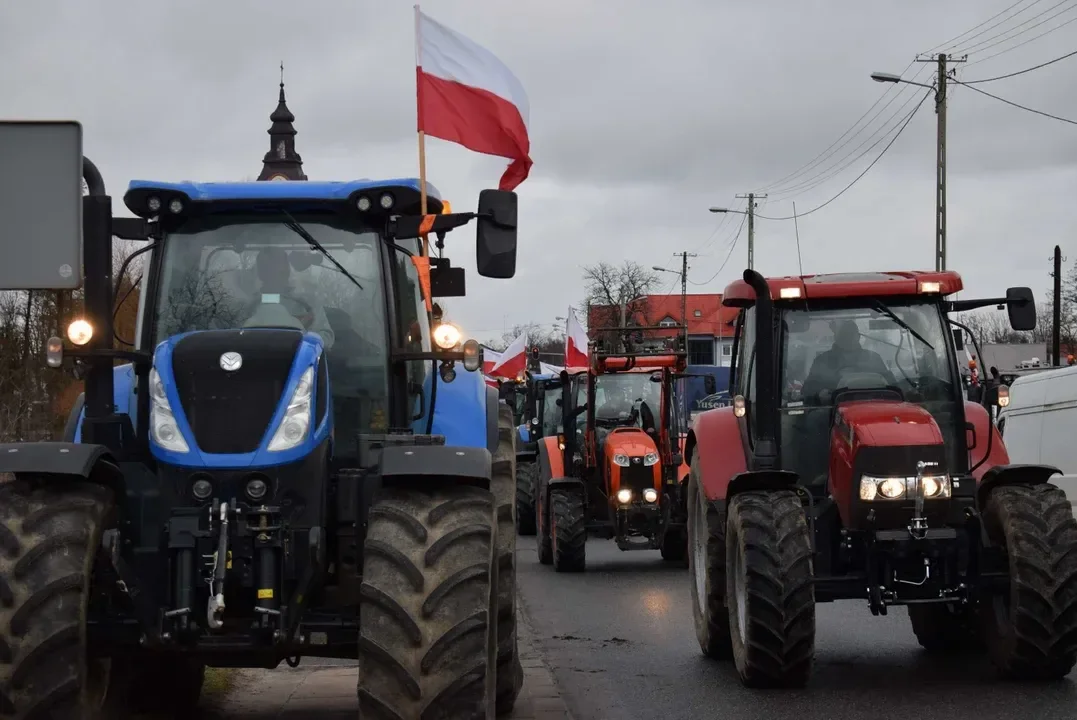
[687, 454, 732, 659]
[358, 484, 499, 719]
[979, 482, 1077, 680]
[550, 489, 586, 572]
[0, 474, 133, 719]
[493, 403, 523, 715]
[726, 489, 815, 688]
[515, 461, 537, 536]
[660, 527, 687, 564]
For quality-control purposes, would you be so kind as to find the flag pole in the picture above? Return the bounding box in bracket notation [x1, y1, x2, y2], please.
[414, 5, 430, 257]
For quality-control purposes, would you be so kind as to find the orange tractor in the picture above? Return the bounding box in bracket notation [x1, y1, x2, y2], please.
[533, 347, 713, 571]
[685, 269, 1077, 688]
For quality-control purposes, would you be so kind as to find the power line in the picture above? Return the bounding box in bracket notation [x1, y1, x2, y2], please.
[963, 47, 1077, 82]
[690, 199, 742, 254]
[923, 0, 1043, 54]
[690, 213, 747, 287]
[954, 0, 1077, 56]
[952, 78, 1077, 124]
[755, 89, 934, 222]
[965, 14, 1077, 66]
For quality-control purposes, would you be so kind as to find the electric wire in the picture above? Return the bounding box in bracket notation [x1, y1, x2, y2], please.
[962, 47, 1077, 81]
[922, 0, 1043, 54]
[691, 198, 744, 254]
[754, 89, 934, 221]
[689, 212, 747, 287]
[952, 0, 1077, 56]
[753, 58, 918, 194]
[766, 69, 933, 199]
[965, 14, 1077, 66]
[952, 78, 1077, 124]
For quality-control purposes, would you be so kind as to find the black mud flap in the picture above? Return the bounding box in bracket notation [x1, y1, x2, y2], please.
[0, 441, 126, 496]
[381, 444, 493, 489]
[726, 469, 800, 502]
[976, 463, 1062, 512]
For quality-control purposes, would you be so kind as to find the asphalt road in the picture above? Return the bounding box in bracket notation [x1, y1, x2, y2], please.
[517, 537, 1077, 720]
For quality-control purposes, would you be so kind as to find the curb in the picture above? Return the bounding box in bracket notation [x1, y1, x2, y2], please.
[512, 590, 575, 720]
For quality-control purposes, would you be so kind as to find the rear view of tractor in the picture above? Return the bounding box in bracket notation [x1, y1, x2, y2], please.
[0, 121, 524, 719]
[534, 344, 705, 571]
[686, 268, 1077, 688]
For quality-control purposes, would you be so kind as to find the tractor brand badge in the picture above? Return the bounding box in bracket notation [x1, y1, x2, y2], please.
[219, 352, 243, 372]
[632, 457, 641, 464]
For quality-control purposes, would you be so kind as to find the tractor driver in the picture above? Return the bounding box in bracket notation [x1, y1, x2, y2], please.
[800, 319, 895, 405]
[244, 246, 336, 350]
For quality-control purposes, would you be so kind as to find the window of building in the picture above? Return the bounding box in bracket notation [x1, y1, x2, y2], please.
[688, 337, 715, 365]
[658, 316, 678, 327]
[693, 309, 702, 317]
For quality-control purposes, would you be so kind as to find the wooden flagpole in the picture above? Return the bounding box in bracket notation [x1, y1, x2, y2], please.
[415, 5, 430, 257]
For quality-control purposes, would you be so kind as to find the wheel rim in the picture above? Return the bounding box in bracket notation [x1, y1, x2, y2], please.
[732, 530, 748, 643]
[692, 484, 707, 611]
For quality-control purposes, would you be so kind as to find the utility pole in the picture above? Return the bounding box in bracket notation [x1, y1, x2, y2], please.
[1053, 245, 1063, 365]
[916, 52, 964, 271]
[734, 192, 766, 270]
[674, 251, 697, 351]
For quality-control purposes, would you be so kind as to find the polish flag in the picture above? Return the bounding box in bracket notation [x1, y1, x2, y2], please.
[564, 309, 589, 369]
[482, 348, 503, 377]
[490, 332, 528, 378]
[415, 7, 532, 191]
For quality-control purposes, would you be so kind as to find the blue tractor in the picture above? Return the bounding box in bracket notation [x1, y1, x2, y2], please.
[513, 369, 564, 536]
[0, 121, 523, 719]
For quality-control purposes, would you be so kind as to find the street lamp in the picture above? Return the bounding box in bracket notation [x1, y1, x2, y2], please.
[870, 58, 955, 272]
[708, 197, 761, 269]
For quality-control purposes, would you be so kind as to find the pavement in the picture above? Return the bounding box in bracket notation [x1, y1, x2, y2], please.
[516, 537, 1077, 720]
[201, 585, 572, 719]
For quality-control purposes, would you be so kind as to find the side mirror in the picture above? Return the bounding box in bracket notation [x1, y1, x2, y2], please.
[704, 376, 717, 394]
[475, 189, 517, 279]
[951, 328, 964, 351]
[1006, 287, 1036, 331]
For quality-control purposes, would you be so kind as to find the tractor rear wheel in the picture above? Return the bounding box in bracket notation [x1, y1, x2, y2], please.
[493, 403, 523, 715]
[515, 461, 537, 536]
[687, 453, 732, 659]
[726, 489, 815, 688]
[660, 526, 687, 564]
[908, 603, 982, 655]
[358, 484, 499, 719]
[550, 489, 586, 573]
[536, 471, 553, 566]
[0, 474, 133, 719]
[979, 482, 1077, 680]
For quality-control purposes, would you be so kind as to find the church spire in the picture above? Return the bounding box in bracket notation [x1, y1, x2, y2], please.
[257, 63, 307, 181]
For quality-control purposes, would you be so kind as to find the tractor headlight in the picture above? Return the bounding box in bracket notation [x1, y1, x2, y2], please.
[643, 452, 659, 466]
[432, 323, 462, 349]
[858, 474, 952, 501]
[67, 319, 93, 346]
[612, 453, 630, 467]
[616, 489, 633, 504]
[267, 366, 314, 452]
[149, 367, 190, 453]
[643, 488, 659, 503]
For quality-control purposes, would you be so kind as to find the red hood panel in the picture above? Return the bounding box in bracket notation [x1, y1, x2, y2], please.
[604, 428, 657, 457]
[838, 400, 943, 447]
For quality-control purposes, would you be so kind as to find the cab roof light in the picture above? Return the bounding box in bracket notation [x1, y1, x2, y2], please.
[919, 281, 942, 293]
[779, 287, 802, 299]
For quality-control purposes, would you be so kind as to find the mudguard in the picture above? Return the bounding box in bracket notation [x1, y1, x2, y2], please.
[0, 442, 126, 496]
[485, 385, 500, 454]
[976, 463, 1062, 511]
[686, 407, 747, 502]
[380, 444, 493, 487]
[966, 401, 1010, 482]
[727, 470, 800, 503]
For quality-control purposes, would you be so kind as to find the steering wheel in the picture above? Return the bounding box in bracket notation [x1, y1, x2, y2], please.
[250, 292, 314, 325]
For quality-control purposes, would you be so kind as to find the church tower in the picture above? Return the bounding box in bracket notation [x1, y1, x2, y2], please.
[257, 65, 307, 181]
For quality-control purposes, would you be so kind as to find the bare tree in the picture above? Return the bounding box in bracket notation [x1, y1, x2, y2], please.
[580, 261, 658, 351]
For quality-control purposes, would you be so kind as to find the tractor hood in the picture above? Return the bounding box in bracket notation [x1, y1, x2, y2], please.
[604, 427, 657, 459]
[838, 400, 944, 447]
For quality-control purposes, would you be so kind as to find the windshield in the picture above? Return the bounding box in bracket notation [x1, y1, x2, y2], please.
[541, 384, 562, 436]
[154, 215, 390, 453]
[779, 300, 961, 487]
[593, 372, 661, 426]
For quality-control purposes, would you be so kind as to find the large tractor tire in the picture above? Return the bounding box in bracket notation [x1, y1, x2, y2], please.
[979, 482, 1077, 680]
[515, 461, 537, 536]
[660, 529, 687, 564]
[908, 603, 982, 655]
[687, 453, 732, 659]
[550, 488, 586, 573]
[492, 403, 523, 715]
[358, 484, 499, 719]
[536, 471, 553, 566]
[0, 474, 135, 719]
[726, 489, 815, 688]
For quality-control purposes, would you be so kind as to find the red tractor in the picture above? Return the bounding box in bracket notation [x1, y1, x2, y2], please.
[686, 269, 1077, 688]
[534, 348, 709, 571]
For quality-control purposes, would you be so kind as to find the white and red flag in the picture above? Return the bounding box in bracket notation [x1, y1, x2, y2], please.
[564, 309, 589, 369]
[490, 332, 528, 379]
[415, 6, 532, 191]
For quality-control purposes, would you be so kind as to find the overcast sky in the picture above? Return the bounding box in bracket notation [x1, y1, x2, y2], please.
[3, 0, 1075, 343]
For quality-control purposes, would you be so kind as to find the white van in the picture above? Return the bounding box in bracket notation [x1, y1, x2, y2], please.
[996, 365, 1077, 514]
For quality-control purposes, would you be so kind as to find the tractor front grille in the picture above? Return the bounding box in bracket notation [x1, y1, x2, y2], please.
[619, 460, 654, 494]
[171, 330, 302, 454]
